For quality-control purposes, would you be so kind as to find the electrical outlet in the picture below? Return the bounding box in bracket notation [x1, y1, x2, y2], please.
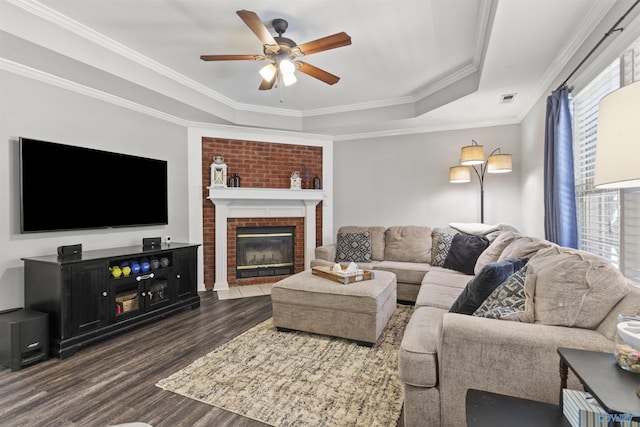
[166, 235, 171, 245]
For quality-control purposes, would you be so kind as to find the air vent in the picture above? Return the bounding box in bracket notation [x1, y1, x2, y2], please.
[500, 93, 516, 103]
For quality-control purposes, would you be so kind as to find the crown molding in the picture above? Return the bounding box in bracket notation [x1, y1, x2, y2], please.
[5, 0, 491, 126]
[188, 122, 332, 146]
[0, 58, 190, 126]
[333, 117, 521, 142]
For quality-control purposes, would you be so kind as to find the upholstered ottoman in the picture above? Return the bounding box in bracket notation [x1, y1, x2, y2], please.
[271, 269, 397, 345]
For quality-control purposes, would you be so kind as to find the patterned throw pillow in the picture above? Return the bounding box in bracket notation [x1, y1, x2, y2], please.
[335, 232, 372, 263]
[431, 227, 458, 267]
[449, 258, 527, 315]
[473, 265, 528, 320]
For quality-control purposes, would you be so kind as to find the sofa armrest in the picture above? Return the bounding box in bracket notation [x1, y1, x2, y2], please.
[437, 313, 614, 427]
[315, 243, 336, 262]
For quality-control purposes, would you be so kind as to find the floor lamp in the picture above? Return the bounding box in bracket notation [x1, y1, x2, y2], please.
[593, 81, 640, 390]
[449, 140, 513, 223]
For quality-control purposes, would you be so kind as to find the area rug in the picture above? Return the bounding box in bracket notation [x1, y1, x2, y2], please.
[156, 305, 412, 427]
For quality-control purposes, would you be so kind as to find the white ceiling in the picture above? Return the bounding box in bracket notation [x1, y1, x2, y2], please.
[0, 0, 621, 137]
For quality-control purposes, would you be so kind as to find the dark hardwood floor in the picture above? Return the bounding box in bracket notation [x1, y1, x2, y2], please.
[0, 292, 405, 427]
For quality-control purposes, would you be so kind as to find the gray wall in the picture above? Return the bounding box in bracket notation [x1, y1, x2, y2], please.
[0, 71, 188, 310]
[333, 125, 523, 233]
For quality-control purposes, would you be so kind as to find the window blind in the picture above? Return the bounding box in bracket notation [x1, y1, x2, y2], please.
[573, 36, 640, 285]
[573, 62, 620, 264]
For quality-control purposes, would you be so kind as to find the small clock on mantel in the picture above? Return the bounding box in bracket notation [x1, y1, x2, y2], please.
[211, 156, 227, 188]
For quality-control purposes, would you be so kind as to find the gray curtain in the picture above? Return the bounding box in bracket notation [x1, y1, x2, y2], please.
[544, 87, 578, 248]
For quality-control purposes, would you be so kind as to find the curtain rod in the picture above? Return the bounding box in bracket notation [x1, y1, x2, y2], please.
[556, 0, 640, 91]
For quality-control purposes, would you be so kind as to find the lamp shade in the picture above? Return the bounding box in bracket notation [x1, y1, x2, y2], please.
[594, 81, 640, 189]
[282, 72, 297, 86]
[449, 166, 471, 183]
[487, 153, 512, 173]
[460, 144, 485, 165]
[279, 59, 296, 77]
[259, 63, 277, 82]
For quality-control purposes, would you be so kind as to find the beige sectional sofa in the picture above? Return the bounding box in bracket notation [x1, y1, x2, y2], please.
[312, 225, 640, 427]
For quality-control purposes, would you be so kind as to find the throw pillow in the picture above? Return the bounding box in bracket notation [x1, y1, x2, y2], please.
[474, 231, 519, 275]
[431, 227, 458, 267]
[449, 257, 528, 315]
[337, 226, 386, 261]
[473, 265, 528, 321]
[498, 236, 553, 261]
[443, 234, 490, 275]
[335, 232, 372, 263]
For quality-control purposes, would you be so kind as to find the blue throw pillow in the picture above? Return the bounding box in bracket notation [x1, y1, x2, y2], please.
[449, 257, 528, 315]
[443, 234, 490, 275]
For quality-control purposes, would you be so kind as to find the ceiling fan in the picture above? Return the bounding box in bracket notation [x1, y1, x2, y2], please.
[200, 10, 351, 90]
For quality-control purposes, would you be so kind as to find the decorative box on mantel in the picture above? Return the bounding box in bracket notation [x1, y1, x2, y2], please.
[207, 187, 324, 290]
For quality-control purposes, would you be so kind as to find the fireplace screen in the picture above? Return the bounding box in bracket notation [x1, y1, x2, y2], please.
[236, 226, 295, 278]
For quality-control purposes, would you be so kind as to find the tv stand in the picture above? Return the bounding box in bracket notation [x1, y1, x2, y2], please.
[22, 242, 200, 359]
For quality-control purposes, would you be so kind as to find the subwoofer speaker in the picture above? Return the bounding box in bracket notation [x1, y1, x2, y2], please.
[0, 308, 49, 371]
[57, 244, 82, 257]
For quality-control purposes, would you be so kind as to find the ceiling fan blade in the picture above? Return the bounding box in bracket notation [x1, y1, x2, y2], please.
[236, 10, 279, 50]
[297, 62, 340, 85]
[200, 54, 261, 61]
[259, 77, 276, 91]
[296, 32, 351, 56]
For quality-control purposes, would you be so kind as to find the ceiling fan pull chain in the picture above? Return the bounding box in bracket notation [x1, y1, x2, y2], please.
[280, 74, 285, 103]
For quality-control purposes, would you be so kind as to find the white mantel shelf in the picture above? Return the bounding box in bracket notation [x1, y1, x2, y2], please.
[208, 187, 324, 202]
[207, 187, 324, 290]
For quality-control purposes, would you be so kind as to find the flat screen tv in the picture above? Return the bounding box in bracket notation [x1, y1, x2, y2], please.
[20, 137, 168, 233]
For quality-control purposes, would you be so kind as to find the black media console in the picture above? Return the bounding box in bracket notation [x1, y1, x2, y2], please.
[22, 242, 200, 359]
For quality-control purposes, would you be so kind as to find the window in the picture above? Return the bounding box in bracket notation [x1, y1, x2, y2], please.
[573, 36, 640, 285]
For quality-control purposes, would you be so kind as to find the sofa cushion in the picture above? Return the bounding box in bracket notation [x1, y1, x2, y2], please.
[384, 226, 432, 263]
[449, 258, 528, 315]
[416, 283, 467, 310]
[335, 231, 372, 263]
[416, 268, 470, 309]
[597, 285, 640, 340]
[474, 231, 519, 274]
[498, 235, 553, 261]
[431, 227, 458, 267]
[473, 264, 528, 320]
[398, 306, 444, 387]
[522, 245, 630, 329]
[443, 234, 490, 275]
[373, 261, 430, 285]
[337, 226, 386, 261]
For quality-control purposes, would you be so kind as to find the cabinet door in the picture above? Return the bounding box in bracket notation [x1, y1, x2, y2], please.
[173, 248, 197, 300]
[70, 261, 108, 336]
[143, 269, 173, 311]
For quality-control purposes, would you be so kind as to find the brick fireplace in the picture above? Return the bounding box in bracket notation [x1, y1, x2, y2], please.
[202, 137, 324, 290]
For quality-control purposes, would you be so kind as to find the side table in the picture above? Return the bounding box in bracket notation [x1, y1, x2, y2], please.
[558, 347, 640, 425]
[466, 389, 571, 427]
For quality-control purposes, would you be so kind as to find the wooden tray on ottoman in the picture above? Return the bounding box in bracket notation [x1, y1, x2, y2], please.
[311, 265, 375, 285]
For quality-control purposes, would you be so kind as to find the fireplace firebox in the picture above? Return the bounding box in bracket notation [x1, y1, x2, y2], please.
[236, 226, 295, 278]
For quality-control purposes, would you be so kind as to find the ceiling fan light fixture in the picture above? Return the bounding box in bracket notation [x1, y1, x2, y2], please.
[259, 63, 277, 82]
[279, 59, 296, 77]
[282, 72, 297, 86]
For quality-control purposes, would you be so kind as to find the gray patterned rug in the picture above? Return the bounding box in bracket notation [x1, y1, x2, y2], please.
[156, 305, 411, 427]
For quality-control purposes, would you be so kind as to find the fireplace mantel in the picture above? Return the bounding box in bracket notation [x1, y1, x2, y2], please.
[207, 187, 323, 290]
[209, 187, 324, 202]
